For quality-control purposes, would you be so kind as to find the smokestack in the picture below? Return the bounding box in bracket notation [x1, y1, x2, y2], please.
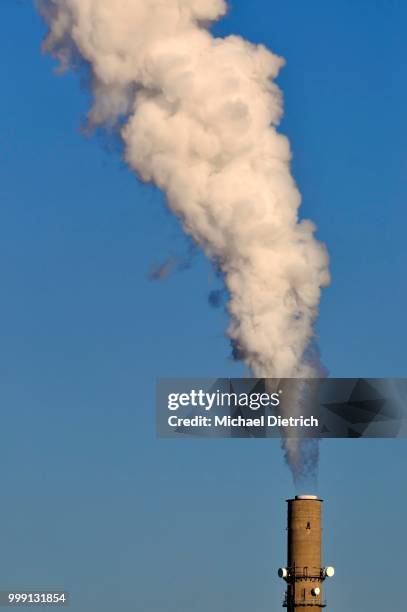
[278, 495, 334, 610]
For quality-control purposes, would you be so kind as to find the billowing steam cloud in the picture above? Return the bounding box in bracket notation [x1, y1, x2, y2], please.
[38, 0, 330, 481]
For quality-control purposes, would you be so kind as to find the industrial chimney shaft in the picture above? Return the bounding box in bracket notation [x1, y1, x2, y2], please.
[278, 495, 334, 610]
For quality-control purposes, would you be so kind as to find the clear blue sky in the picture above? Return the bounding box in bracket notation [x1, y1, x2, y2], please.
[0, 0, 406, 610]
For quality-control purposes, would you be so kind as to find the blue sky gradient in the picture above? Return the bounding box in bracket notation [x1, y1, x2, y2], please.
[0, 1, 406, 610]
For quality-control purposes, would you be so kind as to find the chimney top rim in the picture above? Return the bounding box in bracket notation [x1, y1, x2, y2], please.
[292, 494, 321, 501]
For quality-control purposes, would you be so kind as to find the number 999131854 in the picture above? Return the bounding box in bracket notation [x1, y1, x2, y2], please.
[0, 592, 68, 606]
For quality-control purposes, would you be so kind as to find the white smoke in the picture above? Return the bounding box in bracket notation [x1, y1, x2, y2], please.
[38, 0, 330, 478]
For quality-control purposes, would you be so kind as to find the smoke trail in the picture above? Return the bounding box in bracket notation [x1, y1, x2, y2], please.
[38, 0, 330, 479]
[149, 244, 196, 280]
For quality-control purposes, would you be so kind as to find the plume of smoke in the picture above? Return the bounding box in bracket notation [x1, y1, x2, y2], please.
[149, 244, 196, 280]
[265, 377, 321, 489]
[38, 0, 330, 481]
[149, 256, 179, 281]
[208, 289, 226, 309]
